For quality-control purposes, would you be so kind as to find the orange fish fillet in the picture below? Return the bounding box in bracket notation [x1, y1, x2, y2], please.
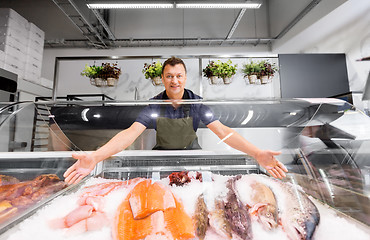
[113, 179, 195, 240]
[113, 195, 156, 240]
[164, 196, 195, 240]
[129, 180, 176, 220]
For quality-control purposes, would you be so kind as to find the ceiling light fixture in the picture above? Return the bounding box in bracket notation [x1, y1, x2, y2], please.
[87, 3, 174, 9]
[176, 3, 261, 9]
[86, 1, 262, 9]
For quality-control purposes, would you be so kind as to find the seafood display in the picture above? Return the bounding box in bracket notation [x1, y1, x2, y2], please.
[0, 174, 66, 225]
[224, 177, 253, 240]
[193, 194, 209, 240]
[234, 175, 278, 230]
[113, 179, 195, 240]
[2, 173, 369, 240]
[234, 174, 320, 240]
[169, 171, 203, 186]
[0, 175, 19, 186]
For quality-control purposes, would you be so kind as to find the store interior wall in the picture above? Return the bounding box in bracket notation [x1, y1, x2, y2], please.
[39, 0, 370, 108]
[272, 0, 370, 111]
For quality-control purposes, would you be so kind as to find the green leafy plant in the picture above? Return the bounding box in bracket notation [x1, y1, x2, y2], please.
[217, 60, 237, 79]
[142, 61, 163, 79]
[242, 61, 261, 77]
[81, 63, 121, 79]
[203, 60, 237, 79]
[81, 64, 103, 78]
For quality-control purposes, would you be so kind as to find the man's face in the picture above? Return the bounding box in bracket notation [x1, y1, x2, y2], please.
[162, 64, 187, 98]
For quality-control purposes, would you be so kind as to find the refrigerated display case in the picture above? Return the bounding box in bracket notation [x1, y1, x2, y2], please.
[0, 98, 369, 239]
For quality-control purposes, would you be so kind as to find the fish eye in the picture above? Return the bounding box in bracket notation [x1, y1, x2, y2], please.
[266, 213, 271, 217]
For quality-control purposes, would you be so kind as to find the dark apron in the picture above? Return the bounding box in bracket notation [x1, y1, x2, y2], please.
[152, 105, 201, 150]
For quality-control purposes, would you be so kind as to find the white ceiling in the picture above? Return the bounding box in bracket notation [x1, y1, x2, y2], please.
[0, 0, 350, 49]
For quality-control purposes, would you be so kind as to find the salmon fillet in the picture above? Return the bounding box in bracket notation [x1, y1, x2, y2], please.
[129, 180, 175, 220]
[113, 178, 195, 240]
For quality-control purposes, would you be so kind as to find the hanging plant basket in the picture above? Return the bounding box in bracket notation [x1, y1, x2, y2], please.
[107, 77, 118, 87]
[90, 78, 118, 87]
[151, 76, 163, 86]
[223, 77, 233, 84]
[247, 75, 258, 84]
[209, 76, 222, 85]
[94, 78, 105, 87]
[260, 76, 269, 84]
[82, 63, 122, 88]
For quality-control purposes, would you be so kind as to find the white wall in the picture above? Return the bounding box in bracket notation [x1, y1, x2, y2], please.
[42, 45, 271, 82]
[272, 0, 370, 110]
[40, 0, 370, 107]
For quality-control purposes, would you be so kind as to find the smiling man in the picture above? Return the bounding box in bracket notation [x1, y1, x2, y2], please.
[64, 57, 288, 184]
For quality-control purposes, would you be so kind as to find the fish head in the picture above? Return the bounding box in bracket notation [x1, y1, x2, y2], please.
[283, 211, 320, 240]
[257, 206, 278, 230]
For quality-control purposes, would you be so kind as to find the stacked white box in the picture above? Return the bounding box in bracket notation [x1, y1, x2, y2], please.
[3, 44, 26, 79]
[0, 8, 29, 80]
[0, 50, 4, 68]
[24, 22, 44, 84]
[0, 8, 29, 52]
[0, 9, 45, 85]
[0, 8, 29, 28]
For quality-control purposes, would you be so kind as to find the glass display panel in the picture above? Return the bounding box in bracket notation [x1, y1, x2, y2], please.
[0, 98, 369, 237]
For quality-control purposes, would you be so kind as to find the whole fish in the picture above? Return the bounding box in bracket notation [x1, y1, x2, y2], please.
[224, 177, 253, 240]
[254, 174, 320, 240]
[193, 194, 209, 240]
[208, 199, 233, 239]
[234, 175, 278, 230]
[278, 180, 320, 240]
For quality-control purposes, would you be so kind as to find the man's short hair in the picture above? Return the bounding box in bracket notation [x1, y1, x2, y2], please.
[162, 56, 187, 73]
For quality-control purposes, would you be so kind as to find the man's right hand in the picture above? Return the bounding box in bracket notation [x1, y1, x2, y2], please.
[63, 153, 97, 184]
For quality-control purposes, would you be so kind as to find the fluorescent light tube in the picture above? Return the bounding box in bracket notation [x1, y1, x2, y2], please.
[176, 3, 261, 9]
[87, 3, 174, 9]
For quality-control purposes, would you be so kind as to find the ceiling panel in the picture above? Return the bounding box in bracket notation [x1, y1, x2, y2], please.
[0, 0, 343, 48]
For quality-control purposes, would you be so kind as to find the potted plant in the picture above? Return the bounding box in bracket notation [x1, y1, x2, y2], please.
[100, 63, 122, 86]
[202, 61, 221, 84]
[81, 63, 121, 87]
[81, 64, 103, 86]
[242, 61, 261, 84]
[258, 60, 277, 84]
[142, 61, 163, 86]
[217, 60, 237, 84]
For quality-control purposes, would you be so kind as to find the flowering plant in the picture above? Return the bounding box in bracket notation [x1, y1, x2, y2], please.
[81, 63, 121, 79]
[202, 61, 219, 78]
[203, 60, 237, 79]
[100, 63, 121, 79]
[258, 60, 277, 78]
[142, 61, 163, 79]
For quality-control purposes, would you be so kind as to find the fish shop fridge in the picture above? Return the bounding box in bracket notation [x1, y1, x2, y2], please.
[0, 99, 369, 239]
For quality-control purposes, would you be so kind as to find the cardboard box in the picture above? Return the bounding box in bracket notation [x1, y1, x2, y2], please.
[4, 53, 26, 68]
[0, 50, 4, 62]
[0, 8, 29, 27]
[0, 25, 29, 40]
[28, 23, 45, 40]
[0, 35, 27, 53]
[26, 46, 43, 62]
[2, 45, 26, 62]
